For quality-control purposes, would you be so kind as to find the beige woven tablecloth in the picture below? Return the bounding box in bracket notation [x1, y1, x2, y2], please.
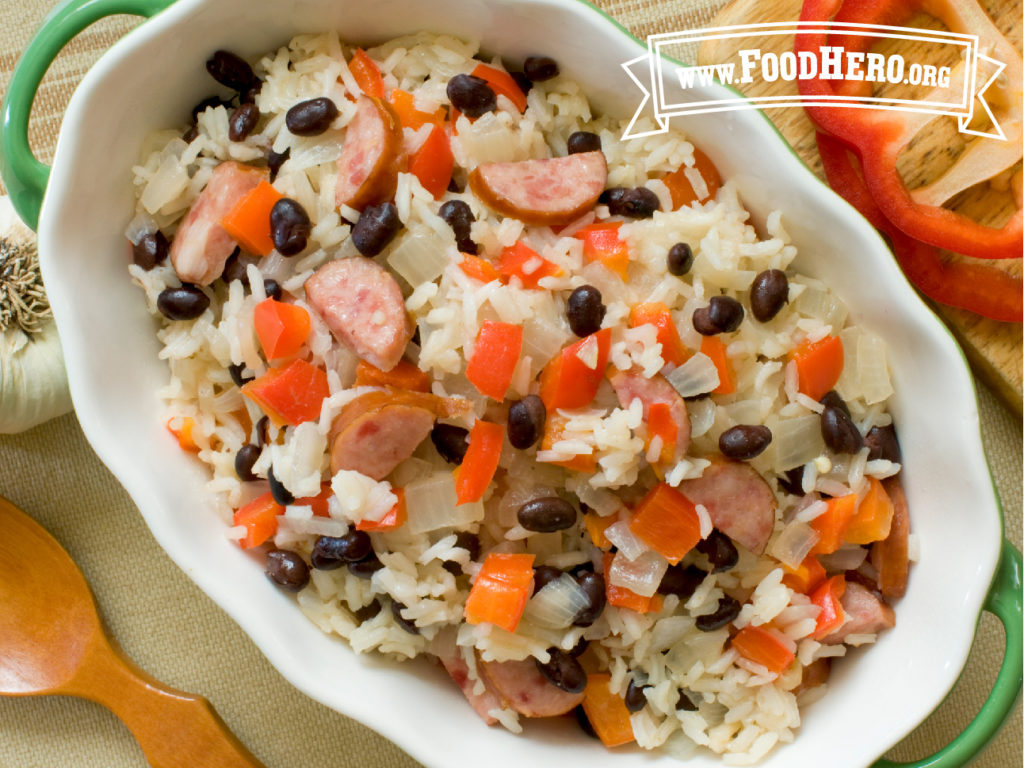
[0, 1, 1020, 766]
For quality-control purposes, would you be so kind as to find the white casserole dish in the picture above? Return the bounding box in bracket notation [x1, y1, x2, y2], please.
[1, 0, 1019, 766]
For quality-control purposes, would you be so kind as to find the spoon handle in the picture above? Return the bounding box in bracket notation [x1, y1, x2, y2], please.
[65, 635, 265, 768]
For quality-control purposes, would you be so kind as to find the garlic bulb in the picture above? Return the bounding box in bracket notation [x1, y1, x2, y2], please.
[0, 196, 72, 433]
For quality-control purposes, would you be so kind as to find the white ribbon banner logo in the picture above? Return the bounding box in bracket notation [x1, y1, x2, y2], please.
[622, 22, 1007, 141]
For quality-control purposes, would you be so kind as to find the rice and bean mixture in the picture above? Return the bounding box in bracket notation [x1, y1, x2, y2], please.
[127, 32, 913, 764]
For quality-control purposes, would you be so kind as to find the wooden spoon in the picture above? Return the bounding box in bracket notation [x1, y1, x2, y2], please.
[0, 496, 264, 767]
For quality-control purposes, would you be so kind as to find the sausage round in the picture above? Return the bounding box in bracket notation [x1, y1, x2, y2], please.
[330, 402, 434, 479]
[821, 582, 895, 644]
[678, 457, 777, 554]
[608, 368, 691, 461]
[478, 658, 585, 717]
[467, 151, 607, 226]
[436, 650, 502, 725]
[334, 96, 404, 211]
[304, 257, 413, 371]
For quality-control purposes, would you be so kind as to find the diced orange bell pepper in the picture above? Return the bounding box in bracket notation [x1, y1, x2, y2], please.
[582, 673, 636, 748]
[354, 359, 431, 392]
[241, 359, 330, 427]
[629, 302, 688, 367]
[166, 416, 200, 453]
[662, 148, 722, 209]
[233, 491, 282, 549]
[464, 552, 535, 632]
[790, 335, 844, 402]
[357, 489, 407, 531]
[496, 241, 563, 288]
[602, 553, 664, 614]
[471, 63, 528, 113]
[629, 483, 702, 565]
[699, 335, 735, 395]
[809, 493, 858, 555]
[465, 321, 523, 402]
[293, 483, 333, 517]
[781, 554, 826, 595]
[408, 124, 454, 200]
[845, 476, 894, 545]
[810, 574, 847, 640]
[645, 402, 678, 466]
[454, 420, 505, 504]
[253, 298, 310, 360]
[584, 511, 617, 550]
[349, 48, 384, 98]
[731, 625, 795, 675]
[388, 88, 446, 129]
[574, 222, 630, 281]
[220, 180, 282, 256]
[538, 328, 611, 411]
[540, 412, 598, 473]
[458, 254, 500, 283]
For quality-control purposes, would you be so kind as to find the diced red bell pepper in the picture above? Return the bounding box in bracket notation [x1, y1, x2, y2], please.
[645, 402, 678, 466]
[781, 554, 826, 595]
[661, 148, 722, 209]
[349, 48, 384, 98]
[470, 63, 528, 113]
[388, 88, 446, 129]
[464, 552, 535, 632]
[241, 359, 330, 427]
[357, 489, 407, 531]
[539, 412, 598, 473]
[454, 420, 504, 504]
[293, 482, 333, 517]
[408, 124, 454, 200]
[810, 574, 847, 640]
[789, 335, 843, 402]
[353, 359, 431, 393]
[629, 483, 702, 565]
[700, 336, 735, 395]
[253, 298, 310, 360]
[496, 241, 563, 288]
[233, 491, 282, 549]
[465, 321, 523, 401]
[538, 327, 611, 411]
[574, 222, 630, 280]
[845, 476, 894, 545]
[458, 254, 500, 283]
[810, 493, 857, 555]
[731, 625, 795, 675]
[602, 552, 663, 614]
[220, 180, 282, 256]
[629, 302, 688, 367]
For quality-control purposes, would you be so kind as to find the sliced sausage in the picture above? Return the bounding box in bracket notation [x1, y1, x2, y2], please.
[334, 96, 404, 211]
[678, 457, 777, 554]
[169, 161, 265, 285]
[478, 658, 585, 717]
[304, 257, 413, 371]
[793, 658, 831, 696]
[871, 476, 910, 600]
[467, 151, 607, 226]
[822, 581, 895, 644]
[437, 650, 502, 725]
[608, 368, 691, 461]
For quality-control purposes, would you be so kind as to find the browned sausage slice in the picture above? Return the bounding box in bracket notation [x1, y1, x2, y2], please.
[467, 151, 607, 226]
[822, 582, 895, 644]
[478, 658, 585, 717]
[330, 403, 434, 479]
[169, 161, 265, 285]
[871, 476, 910, 600]
[608, 368, 691, 461]
[334, 96, 404, 211]
[304, 258, 413, 371]
[436, 651, 502, 725]
[678, 457, 777, 554]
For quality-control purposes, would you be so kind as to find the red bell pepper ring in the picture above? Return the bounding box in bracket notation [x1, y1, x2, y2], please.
[817, 132, 1022, 322]
[795, 0, 1023, 260]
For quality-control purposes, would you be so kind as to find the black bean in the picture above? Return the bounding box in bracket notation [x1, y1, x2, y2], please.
[607, 187, 659, 218]
[270, 198, 311, 256]
[267, 466, 295, 505]
[263, 278, 283, 301]
[221, 248, 258, 285]
[353, 599, 382, 622]
[750, 269, 788, 322]
[821, 405, 864, 454]
[675, 691, 698, 711]
[510, 70, 533, 96]
[535, 648, 586, 694]
[575, 705, 599, 739]
[695, 594, 741, 631]
[132, 231, 169, 270]
[666, 242, 694, 276]
[267, 147, 290, 182]
[567, 285, 606, 337]
[446, 74, 496, 118]
[239, 79, 263, 104]
[695, 530, 739, 573]
[691, 306, 719, 336]
[352, 202, 403, 257]
[285, 97, 339, 136]
[265, 549, 309, 591]
[567, 131, 601, 155]
[391, 601, 420, 635]
[778, 466, 805, 496]
[624, 679, 649, 712]
[719, 424, 772, 460]
[598, 187, 628, 206]
[507, 395, 546, 450]
[572, 570, 606, 626]
[443, 530, 481, 576]
[206, 50, 258, 91]
[234, 444, 260, 481]
[191, 95, 232, 123]
[524, 56, 559, 81]
[517, 497, 577, 532]
[348, 551, 384, 579]
[431, 423, 470, 464]
[533, 564, 564, 594]
[183, 125, 199, 143]
[447, 176, 463, 194]
[439, 199, 475, 242]
[865, 424, 901, 463]
[820, 390, 851, 418]
[157, 285, 209, 321]
[229, 362, 254, 387]
[457, 238, 478, 255]
[228, 102, 259, 142]
[311, 531, 372, 569]
[658, 563, 706, 599]
[707, 295, 744, 332]
[569, 637, 589, 657]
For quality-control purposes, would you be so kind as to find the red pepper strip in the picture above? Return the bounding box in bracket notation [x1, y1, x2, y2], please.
[795, 0, 1023, 260]
[349, 48, 385, 98]
[470, 63, 528, 114]
[241, 359, 331, 427]
[408, 124, 454, 200]
[817, 132, 1022, 322]
[454, 420, 504, 504]
[810, 574, 847, 640]
[465, 321, 523, 401]
[464, 552, 535, 632]
[234, 491, 282, 549]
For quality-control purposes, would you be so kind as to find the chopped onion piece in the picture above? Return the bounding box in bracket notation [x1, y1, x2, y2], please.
[388, 230, 451, 286]
[522, 573, 592, 628]
[819, 545, 868, 572]
[405, 472, 485, 533]
[857, 332, 893, 405]
[522, 315, 571, 371]
[768, 521, 819, 570]
[666, 353, 720, 398]
[609, 550, 668, 598]
[687, 396, 716, 438]
[772, 415, 826, 472]
[605, 520, 650, 561]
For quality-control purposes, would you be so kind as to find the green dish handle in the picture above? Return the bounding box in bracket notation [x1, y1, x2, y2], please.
[0, 0, 176, 231]
[873, 539, 1022, 768]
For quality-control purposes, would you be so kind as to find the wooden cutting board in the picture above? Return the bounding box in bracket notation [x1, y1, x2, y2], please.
[702, 0, 1023, 415]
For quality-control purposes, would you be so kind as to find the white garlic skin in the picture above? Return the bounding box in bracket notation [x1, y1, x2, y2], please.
[0, 322, 72, 433]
